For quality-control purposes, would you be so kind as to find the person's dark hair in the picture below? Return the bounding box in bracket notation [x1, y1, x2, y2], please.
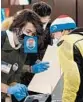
[9, 9, 45, 52]
[9, 9, 43, 35]
[32, 2, 52, 17]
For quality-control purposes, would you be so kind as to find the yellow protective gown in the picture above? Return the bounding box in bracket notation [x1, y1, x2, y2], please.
[1, 17, 13, 31]
[58, 34, 83, 102]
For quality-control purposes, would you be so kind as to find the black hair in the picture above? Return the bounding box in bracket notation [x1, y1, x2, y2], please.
[32, 2, 52, 17]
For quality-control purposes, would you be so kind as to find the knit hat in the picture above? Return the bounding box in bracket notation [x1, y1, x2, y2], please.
[50, 15, 76, 33]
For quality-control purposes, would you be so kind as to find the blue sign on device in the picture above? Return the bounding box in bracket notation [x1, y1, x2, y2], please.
[24, 36, 38, 53]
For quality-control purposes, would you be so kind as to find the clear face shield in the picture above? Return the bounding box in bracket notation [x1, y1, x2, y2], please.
[53, 38, 59, 45]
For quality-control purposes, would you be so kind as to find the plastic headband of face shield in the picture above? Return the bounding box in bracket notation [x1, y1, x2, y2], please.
[50, 23, 76, 34]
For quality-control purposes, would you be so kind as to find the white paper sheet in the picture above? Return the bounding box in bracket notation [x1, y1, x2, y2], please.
[28, 45, 62, 94]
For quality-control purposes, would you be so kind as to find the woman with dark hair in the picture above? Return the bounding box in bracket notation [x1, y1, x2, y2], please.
[9, 9, 45, 63]
[1, 9, 49, 102]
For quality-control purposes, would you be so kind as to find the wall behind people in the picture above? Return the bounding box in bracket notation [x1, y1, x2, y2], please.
[46, 0, 83, 27]
[1, 0, 9, 8]
[1, 0, 83, 27]
[9, 6, 24, 16]
[78, 0, 83, 27]
[49, 0, 76, 22]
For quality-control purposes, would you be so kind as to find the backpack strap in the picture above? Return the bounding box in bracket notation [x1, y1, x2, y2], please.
[1, 31, 7, 48]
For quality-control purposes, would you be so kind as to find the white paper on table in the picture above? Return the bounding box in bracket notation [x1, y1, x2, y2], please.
[28, 45, 62, 94]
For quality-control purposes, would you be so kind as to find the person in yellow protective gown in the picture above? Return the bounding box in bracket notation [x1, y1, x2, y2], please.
[50, 15, 83, 102]
[1, 10, 23, 31]
[1, 17, 13, 31]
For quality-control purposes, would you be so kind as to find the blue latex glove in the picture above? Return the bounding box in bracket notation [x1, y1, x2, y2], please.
[7, 83, 28, 101]
[32, 62, 49, 73]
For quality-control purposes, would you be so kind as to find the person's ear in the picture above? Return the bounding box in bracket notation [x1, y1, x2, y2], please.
[51, 33, 55, 39]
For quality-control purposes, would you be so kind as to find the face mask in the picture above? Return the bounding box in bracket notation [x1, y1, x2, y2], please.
[23, 31, 29, 36]
[53, 38, 59, 45]
[43, 23, 48, 30]
[20, 32, 31, 39]
[23, 31, 36, 36]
